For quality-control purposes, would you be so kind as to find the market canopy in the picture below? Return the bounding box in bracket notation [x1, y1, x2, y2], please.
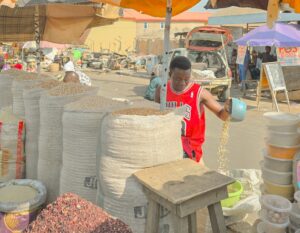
[235, 23, 300, 47]
[208, 6, 300, 25]
[0, 4, 118, 43]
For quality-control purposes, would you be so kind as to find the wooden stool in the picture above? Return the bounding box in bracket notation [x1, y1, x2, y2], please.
[134, 159, 235, 233]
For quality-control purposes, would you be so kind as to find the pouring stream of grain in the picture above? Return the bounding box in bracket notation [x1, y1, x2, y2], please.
[217, 119, 230, 175]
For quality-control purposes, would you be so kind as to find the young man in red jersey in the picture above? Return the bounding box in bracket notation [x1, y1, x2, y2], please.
[155, 56, 231, 163]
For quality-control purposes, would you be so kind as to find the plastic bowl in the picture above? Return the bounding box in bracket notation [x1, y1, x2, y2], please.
[294, 191, 300, 209]
[263, 151, 293, 173]
[260, 161, 293, 185]
[267, 130, 300, 147]
[260, 194, 292, 225]
[290, 204, 300, 228]
[266, 143, 300, 160]
[221, 180, 243, 208]
[257, 218, 289, 233]
[264, 112, 299, 127]
[263, 179, 295, 200]
[230, 98, 247, 122]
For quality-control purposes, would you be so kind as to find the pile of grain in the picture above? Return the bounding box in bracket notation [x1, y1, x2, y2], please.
[60, 96, 124, 203]
[23, 79, 61, 179]
[38, 83, 98, 203]
[97, 107, 182, 232]
[48, 83, 93, 96]
[25, 193, 132, 233]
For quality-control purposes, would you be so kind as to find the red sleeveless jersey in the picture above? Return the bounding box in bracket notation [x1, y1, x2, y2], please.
[166, 81, 205, 162]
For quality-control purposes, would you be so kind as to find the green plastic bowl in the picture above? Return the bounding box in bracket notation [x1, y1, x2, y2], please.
[221, 180, 244, 208]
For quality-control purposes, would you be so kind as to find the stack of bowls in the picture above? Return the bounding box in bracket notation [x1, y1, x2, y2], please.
[262, 112, 300, 200]
[258, 194, 292, 233]
[289, 191, 300, 233]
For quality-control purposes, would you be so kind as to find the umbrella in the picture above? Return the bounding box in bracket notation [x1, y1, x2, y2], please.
[235, 23, 300, 47]
[208, 6, 300, 25]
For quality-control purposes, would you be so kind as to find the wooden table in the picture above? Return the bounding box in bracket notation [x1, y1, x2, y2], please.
[134, 159, 235, 233]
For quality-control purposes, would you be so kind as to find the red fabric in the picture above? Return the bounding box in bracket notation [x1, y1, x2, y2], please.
[166, 81, 205, 162]
[14, 63, 23, 70]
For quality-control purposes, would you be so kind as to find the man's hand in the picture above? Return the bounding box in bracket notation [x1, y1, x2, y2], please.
[224, 98, 232, 114]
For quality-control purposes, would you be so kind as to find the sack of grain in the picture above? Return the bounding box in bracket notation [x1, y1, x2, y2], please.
[0, 107, 25, 182]
[38, 83, 98, 203]
[97, 107, 183, 233]
[60, 96, 125, 203]
[12, 73, 41, 117]
[23, 80, 61, 179]
[0, 74, 14, 110]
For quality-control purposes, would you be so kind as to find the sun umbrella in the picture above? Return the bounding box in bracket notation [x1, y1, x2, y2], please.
[235, 23, 300, 47]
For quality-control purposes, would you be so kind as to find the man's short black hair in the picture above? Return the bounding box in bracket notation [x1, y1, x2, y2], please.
[169, 56, 191, 71]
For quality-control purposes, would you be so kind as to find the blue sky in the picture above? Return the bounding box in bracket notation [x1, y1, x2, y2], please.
[189, 0, 209, 12]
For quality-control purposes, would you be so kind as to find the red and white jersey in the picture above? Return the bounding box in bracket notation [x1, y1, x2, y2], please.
[166, 81, 205, 162]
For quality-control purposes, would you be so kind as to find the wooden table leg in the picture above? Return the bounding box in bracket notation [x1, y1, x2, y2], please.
[188, 212, 197, 233]
[208, 202, 226, 233]
[145, 199, 160, 233]
[173, 214, 189, 233]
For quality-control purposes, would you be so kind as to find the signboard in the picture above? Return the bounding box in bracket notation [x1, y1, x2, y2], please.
[263, 62, 286, 91]
[277, 47, 300, 66]
[257, 62, 290, 112]
[236, 45, 247, 65]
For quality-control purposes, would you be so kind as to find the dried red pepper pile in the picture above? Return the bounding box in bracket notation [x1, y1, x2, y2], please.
[25, 193, 132, 233]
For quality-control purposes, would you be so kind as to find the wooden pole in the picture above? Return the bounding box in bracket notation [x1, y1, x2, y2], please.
[160, 0, 172, 110]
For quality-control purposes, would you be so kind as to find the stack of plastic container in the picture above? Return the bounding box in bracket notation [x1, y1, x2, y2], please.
[289, 191, 300, 233]
[261, 112, 300, 200]
[258, 194, 292, 233]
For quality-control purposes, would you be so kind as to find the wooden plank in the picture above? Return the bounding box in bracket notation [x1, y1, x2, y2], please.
[134, 159, 234, 204]
[176, 187, 228, 217]
[188, 213, 197, 233]
[145, 199, 160, 233]
[208, 202, 227, 233]
[173, 214, 189, 233]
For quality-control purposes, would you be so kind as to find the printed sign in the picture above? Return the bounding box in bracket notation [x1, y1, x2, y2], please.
[277, 47, 300, 66]
[236, 46, 247, 65]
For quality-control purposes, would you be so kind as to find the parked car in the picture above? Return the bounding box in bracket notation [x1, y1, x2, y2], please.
[162, 26, 233, 101]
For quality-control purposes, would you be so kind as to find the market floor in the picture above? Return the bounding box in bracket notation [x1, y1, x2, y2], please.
[88, 71, 300, 171]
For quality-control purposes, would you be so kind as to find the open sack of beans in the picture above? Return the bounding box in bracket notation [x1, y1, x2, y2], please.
[23, 79, 61, 179]
[97, 107, 183, 233]
[38, 83, 98, 203]
[25, 193, 133, 233]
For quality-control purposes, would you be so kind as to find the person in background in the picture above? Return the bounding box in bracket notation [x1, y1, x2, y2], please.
[259, 46, 277, 63]
[63, 60, 91, 86]
[155, 56, 231, 164]
[249, 50, 260, 80]
[63, 71, 80, 84]
[144, 71, 162, 101]
[238, 49, 250, 91]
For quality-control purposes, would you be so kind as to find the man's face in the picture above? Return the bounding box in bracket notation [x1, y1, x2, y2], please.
[170, 68, 191, 92]
[265, 47, 271, 54]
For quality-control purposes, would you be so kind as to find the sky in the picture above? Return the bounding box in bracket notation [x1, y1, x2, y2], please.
[189, 0, 209, 12]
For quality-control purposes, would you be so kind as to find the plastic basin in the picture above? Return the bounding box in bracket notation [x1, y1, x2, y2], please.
[260, 194, 292, 225]
[290, 204, 300, 228]
[267, 130, 300, 147]
[263, 151, 293, 172]
[295, 191, 300, 208]
[257, 220, 289, 233]
[261, 161, 292, 185]
[263, 112, 300, 128]
[266, 143, 300, 160]
[221, 180, 243, 208]
[263, 179, 295, 200]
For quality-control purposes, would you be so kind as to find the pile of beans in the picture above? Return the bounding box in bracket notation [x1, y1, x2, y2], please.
[113, 107, 170, 116]
[48, 83, 93, 96]
[32, 79, 61, 89]
[25, 193, 132, 233]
